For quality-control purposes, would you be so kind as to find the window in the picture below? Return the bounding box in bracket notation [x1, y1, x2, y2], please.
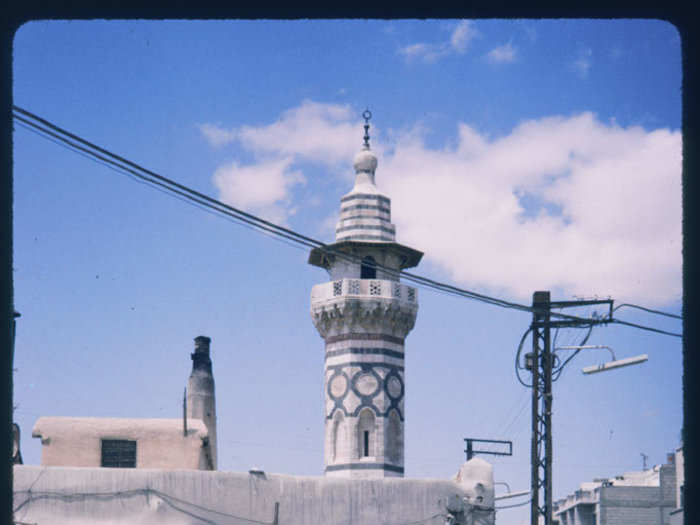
[357, 408, 375, 458]
[331, 411, 345, 462]
[680, 484, 684, 508]
[385, 410, 402, 464]
[361, 256, 377, 279]
[101, 439, 136, 468]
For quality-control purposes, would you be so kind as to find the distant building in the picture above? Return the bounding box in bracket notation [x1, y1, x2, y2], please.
[554, 452, 678, 525]
[30, 335, 217, 471]
[669, 445, 684, 525]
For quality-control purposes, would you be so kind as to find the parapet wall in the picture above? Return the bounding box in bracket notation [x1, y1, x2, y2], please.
[13, 463, 495, 525]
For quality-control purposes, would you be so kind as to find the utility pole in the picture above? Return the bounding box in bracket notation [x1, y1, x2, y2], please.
[530, 291, 551, 525]
[463, 438, 512, 461]
[641, 452, 648, 470]
[527, 292, 613, 525]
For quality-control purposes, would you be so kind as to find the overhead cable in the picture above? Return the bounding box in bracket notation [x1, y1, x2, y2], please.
[495, 498, 532, 510]
[613, 303, 682, 320]
[13, 487, 271, 524]
[13, 105, 681, 336]
[609, 319, 682, 338]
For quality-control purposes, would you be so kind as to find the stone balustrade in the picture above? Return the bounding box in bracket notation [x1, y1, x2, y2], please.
[311, 279, 417, 305]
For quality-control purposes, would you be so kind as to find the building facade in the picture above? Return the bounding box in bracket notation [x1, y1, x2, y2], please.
[31, 336, 217, 471]
[309, 116, 423, 478]
[669, 445, 684, 525]
[553, 454, 677, 525]
[31, 416, 213, 470]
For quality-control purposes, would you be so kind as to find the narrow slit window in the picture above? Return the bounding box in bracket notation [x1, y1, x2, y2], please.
[358, 408, 375, 458]
[101, 439, 136, 468]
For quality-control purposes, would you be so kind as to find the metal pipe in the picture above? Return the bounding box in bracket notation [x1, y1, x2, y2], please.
[582, 354, 648, 374]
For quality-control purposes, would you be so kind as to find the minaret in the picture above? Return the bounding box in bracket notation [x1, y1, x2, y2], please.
[309, 110, 423, 478]
[186, 335, 217, 469]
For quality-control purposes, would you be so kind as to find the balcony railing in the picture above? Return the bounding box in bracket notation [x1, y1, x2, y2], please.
[311, 279, 417, 305]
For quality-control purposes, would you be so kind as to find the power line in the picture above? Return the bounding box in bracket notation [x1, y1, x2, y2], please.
[609, 318, 681, 338]
[613, 303, 682, 319]
[13, 487, 272, 524]
[496, 499, 532, 510]
[15, 116, 316, 257]
[13, 113, 319, 251]
[9, 106, 563, 316]
[13, 106, 682, 336]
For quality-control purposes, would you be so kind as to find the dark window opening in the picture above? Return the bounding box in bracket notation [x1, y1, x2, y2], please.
[363, 431, 370, 457]
[101, 439, 136, 468]
[361, 256, 377, 279]
[680, 484, 684, 508]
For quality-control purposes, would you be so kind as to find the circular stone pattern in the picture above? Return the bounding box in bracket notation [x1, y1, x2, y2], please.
[329, 374, 348, 398]
[387, 376, 403, 399]
[355, 373, 379, 396]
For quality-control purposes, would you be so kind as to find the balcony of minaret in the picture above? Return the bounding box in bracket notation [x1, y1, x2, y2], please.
[310, 279, 418, 338]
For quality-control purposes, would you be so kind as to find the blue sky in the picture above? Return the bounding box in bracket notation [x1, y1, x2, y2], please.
[12, 19, 682, 525]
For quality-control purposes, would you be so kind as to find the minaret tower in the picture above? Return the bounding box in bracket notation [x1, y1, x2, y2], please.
[309, 110, 423, 478]
[186, 335, 218, 469]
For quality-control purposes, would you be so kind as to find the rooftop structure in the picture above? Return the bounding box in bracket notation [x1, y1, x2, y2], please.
[32, 416, 212, 470]
[554, 454, 678, 525]
[30, 336, 217, 472]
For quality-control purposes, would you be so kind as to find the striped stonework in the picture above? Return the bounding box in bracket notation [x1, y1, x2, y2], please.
[309, 134, 423, 479]
[311, 278, 417, 478]
[323, 333, 406, 478]
[336, 193, 396, 243]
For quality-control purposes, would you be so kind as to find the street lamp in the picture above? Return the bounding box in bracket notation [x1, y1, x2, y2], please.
[554, 345, 648, 375]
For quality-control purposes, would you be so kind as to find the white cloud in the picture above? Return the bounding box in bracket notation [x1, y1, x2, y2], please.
[571, 48, 593, 78]
[379, 114, 681, 306]
[205, 102, 681, 306]
[236, 100, 359, 164]
[204, 101, 362, 225]
[198, 123, 237, 147]
[450, 20, 477, 53]
[520, 22, 537, 43]
[399, 20, 477, 63]
[486, 42, 517, 63]
[212, 157, 305, 225]
[398, 42, 450, 64]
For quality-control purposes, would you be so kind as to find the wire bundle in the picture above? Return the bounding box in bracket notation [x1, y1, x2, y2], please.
[12, 106, 682, 338]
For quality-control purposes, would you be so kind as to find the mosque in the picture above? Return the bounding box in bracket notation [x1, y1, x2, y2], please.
[13, 113, 496, 525]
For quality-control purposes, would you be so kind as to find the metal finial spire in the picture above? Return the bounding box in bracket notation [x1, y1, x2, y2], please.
[362, 109, 372, 149]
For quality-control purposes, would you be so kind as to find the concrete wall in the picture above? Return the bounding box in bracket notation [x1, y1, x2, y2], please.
[659, 464, 676, 507]
[13, 462, 495, 525]
[556, 503, 596, 525]
[32, 417, 211, 470]
[668, 508, 683, 525]
[673, 448, 683, 509]
[599, 485, 674, 525]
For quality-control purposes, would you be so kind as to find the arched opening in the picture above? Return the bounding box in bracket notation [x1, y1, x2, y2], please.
[331, 411, 345, 463]
[385, 409, 402, 464]
[357, 408, 376, 458]
[361, 256, 377, 279]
